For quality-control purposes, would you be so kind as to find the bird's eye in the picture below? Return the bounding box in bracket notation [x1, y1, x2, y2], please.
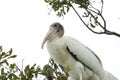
[53, 24, 58, 28]
[52, 24, 60, 32]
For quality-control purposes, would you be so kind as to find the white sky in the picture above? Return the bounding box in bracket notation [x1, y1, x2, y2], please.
[0, 0, 120, 79]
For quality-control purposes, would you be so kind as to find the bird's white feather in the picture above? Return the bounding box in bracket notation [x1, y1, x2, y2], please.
[46, 36, 118, 80]
[46, 36, 100, 80]
[42, 22, 118, 80]
[63, 36, 105, 77]
[105, 71, 118, 80]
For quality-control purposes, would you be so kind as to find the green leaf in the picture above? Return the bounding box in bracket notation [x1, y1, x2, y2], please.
[31, 64, 36, 70]
[54, 63, 58, 70]
[44, 0, 49, 3]
[10, 63, 15, 69]
[7, 55, 17, 59]
[82, 12, 89, 17]
[66, 6, 69, 12]
[12, 73, 19, 79]
[0, 46, 2, 51]
[1, 68, 4, 75]
[19, 71, 26, 80]
[0, 59, 9, 66]
[24, 65, 30, 74]
[8, 48, 12, 56]
[0, 52, 5, 59]
[90, 23, 96, 28]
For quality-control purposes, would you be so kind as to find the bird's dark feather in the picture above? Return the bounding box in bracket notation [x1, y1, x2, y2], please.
[66, 46, 93, 71]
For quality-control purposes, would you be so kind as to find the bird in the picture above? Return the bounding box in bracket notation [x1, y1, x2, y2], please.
[41, 22, 118, 80]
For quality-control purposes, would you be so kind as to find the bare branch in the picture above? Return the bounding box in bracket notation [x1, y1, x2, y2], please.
[100, 0, 104, 13]
[70, 1, 120, 37]
[87, 4, 106, 31]
[70, 3, 104, 34]
[105, 30, 120, 37]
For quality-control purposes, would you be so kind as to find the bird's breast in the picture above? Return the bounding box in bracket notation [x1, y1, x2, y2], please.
[46, 38, 76, 67]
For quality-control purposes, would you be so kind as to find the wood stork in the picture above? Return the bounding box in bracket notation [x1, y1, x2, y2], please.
[41, 22, 118, 80]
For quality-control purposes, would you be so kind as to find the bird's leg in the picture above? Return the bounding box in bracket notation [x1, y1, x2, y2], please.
[89, 74, 100, 80]
[68, 62, 84, 80]
[79, 73, 83, 80]
[68, 77, 74, 80]
[68, 68, 83, 80]
[77, 63, 84, 80]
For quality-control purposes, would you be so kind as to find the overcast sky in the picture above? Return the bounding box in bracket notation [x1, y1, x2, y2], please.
[0, 0, 120, 79]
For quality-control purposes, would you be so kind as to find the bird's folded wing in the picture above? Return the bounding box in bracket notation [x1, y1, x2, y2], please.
[64, 36, 104, 76]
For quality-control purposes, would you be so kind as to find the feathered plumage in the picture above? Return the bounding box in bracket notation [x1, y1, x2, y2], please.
[42, 22, 118, 80]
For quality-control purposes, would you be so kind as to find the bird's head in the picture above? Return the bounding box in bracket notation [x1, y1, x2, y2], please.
[41, 22, 64, 49]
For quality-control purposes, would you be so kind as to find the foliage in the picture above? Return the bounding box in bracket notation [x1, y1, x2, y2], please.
[0, 46, 41, 80]
[40, 59, 69, 80]
[0, 46, 16, 66]
[44, 0, 120, 37]
[0, 46, 68, 80]
[44, 0, 71, 16]
[44, 0, 89, 16]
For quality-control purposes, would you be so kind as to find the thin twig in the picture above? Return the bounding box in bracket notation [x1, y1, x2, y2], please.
[70, 3, 104, 34]
[70, 1, 120, 37]
[100, 0, 104, 13]
[87, 4, 106, 30]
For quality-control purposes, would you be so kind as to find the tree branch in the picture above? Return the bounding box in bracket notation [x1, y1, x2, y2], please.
[70, 2, 120, 37]
[105, 30, 120, 37]
[71, 3, 104, 34]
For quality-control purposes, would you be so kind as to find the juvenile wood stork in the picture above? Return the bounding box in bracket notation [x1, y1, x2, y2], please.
[41, 22, 118, 80]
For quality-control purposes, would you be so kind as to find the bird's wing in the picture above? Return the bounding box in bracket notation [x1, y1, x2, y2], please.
[63, 36, 105, 77]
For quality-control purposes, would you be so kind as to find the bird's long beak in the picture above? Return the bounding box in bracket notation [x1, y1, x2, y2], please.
[41, 28, 54, 49]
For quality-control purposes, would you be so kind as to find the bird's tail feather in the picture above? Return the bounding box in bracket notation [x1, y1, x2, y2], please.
[105, 71, 118, 80]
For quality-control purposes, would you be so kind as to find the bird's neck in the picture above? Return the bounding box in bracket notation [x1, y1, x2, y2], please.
[49, 33, 62, 42]
[48, 36, 61, 42]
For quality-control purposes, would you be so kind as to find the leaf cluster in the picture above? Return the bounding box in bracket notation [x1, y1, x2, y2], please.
[44, 0, 71, 16]
[44, 0, 101, 30]
[0, 46, 68, 80]
[0, 46, 16, 66]
[19, 64, 41, 80]
[40, 58, 69, 80]
[44, 0, 120, 37]
[44, 0, 102, 28]
[0, 46, 18, 80]
[44, 0, 90, 17]
[0, 46, 42, 80]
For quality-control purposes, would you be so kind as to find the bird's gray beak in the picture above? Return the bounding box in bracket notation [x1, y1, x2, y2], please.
[41, 27, 54, 49]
